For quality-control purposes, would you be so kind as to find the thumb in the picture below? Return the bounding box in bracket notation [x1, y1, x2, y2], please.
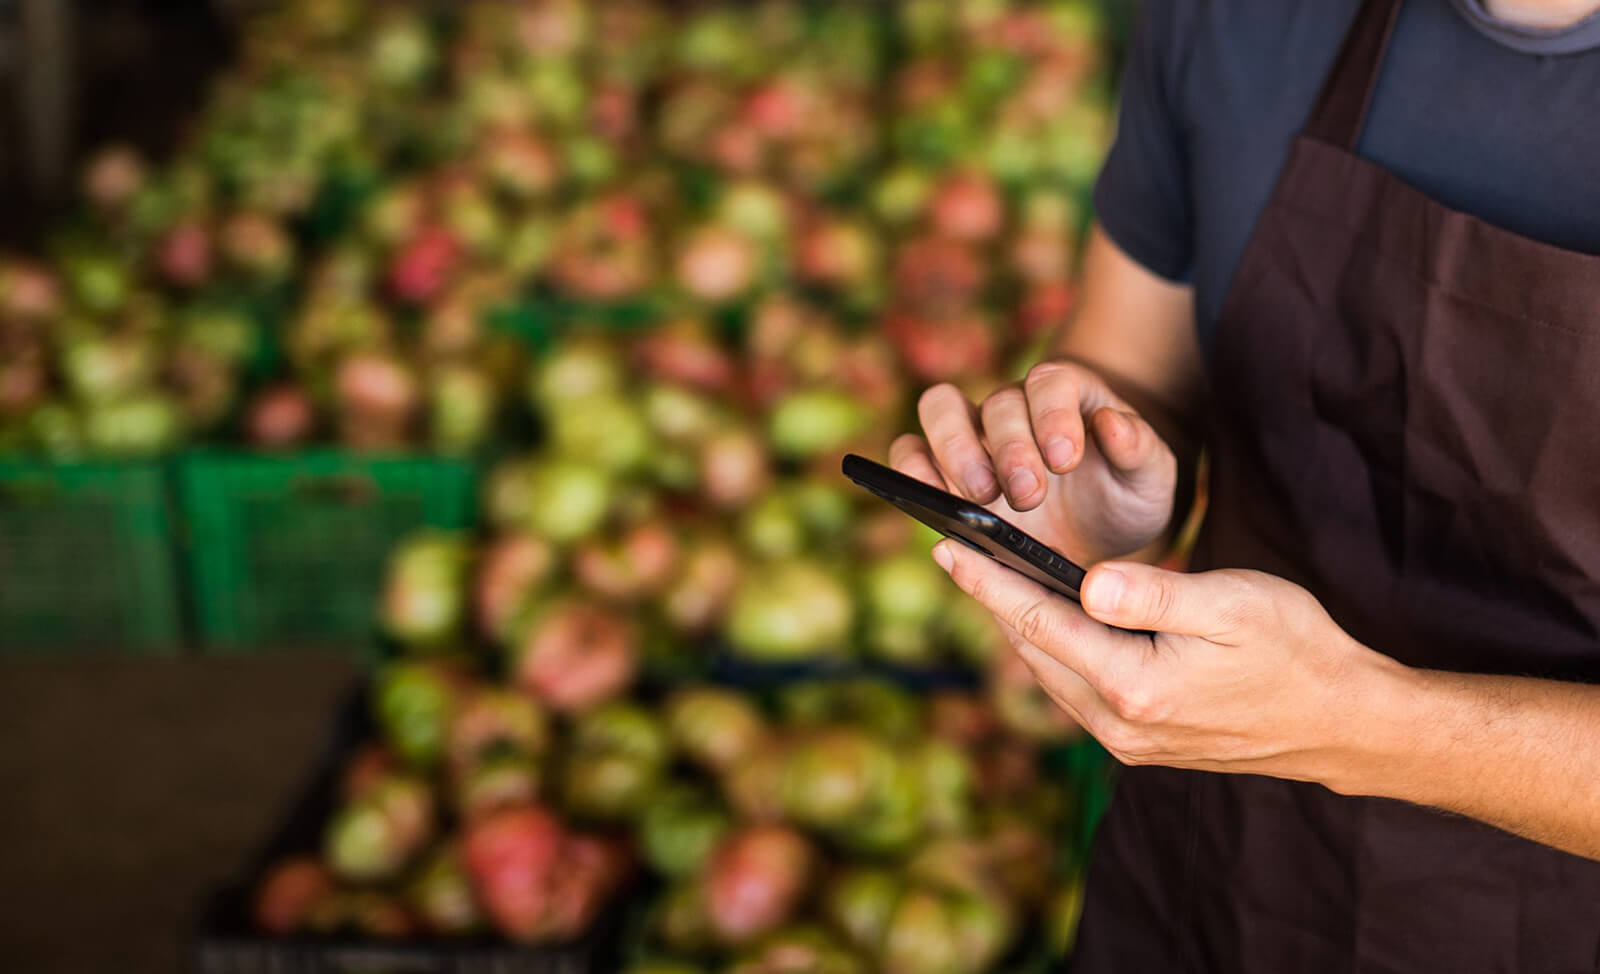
[1080, 562, 1236, 637]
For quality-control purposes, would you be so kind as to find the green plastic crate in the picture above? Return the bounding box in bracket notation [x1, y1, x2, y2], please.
[0, 459, 182, 653]
[178, 450, 476, 654]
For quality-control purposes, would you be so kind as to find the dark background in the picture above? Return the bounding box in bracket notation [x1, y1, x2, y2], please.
[1, 0, 241, 247]
[0, 11, 347, 973]
[0, 656, 358, 972]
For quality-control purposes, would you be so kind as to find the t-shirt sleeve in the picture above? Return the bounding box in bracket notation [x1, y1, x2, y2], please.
[1092, 0, 1195, 283]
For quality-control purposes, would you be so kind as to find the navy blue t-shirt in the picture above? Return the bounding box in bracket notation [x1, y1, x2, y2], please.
[1094, 0, 1600, 355]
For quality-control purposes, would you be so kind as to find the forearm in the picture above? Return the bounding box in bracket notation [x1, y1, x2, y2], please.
[1329, 662, 1600, 861]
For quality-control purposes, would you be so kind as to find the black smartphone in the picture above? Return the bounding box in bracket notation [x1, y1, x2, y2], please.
[841, 453, 1089, 603]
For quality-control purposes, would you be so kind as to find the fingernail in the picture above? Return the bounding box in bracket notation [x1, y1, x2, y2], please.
[1085, 568, 1125, 615]
[962, 464, 997, 498]
[932, 541, 954, 573]
[1044, 437, 1074, 469]
[1007, 467, 1039, 500]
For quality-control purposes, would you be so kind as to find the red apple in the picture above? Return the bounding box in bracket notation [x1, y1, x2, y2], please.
[633, 319, 736, 392]
[1016, 280, 1078, 341]
[574, 520, 680, 601]
[222, 212, 293, 279]
[0, 261, 62, 320]
[699, 427, 771, 510]
[474, 533, 557, 640]
[884, 310, 996, 384]
[706, 826, 814, 945]
[461, 804, 568, 941]
[481, 127, 561, 199]
[931, 172, 1003, 242]
[157, 221, 214, 288]
[796, 218, 879, 289]
[245, 383, 317, 448]
[253, 856, 334, 935]
[676, 225, 758, 303]
[448, 686, 550, 773]
[514, 602, 637, 713]
[389, 227, 462, 304]
[659, 537, 742, 632]
[743, 79, 810, 139]
[892, 235, 984, 311]
[82, 146, 146, 213]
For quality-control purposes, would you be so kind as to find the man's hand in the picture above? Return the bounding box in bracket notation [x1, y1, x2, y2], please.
[895, 360, 1179, 565]
[930, 537, 1403, 784]
[932, 537, 1600, 864]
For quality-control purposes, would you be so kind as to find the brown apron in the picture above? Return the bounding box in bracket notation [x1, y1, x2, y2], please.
[1069, 0, 1600, 970]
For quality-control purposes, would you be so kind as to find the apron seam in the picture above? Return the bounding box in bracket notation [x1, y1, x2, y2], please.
[1265, 195, 1600, 339]
[1349, 796, 1370, 974]
[1176, 771, 1202, 972]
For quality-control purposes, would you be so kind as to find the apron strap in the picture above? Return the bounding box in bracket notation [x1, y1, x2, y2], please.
[1306, 0, 1406, 149]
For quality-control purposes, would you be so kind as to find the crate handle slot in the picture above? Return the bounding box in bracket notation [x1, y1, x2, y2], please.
[289, 474, 379, 505]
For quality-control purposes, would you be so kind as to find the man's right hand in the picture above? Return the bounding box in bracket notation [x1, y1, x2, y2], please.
[890, 359, 1178, 565]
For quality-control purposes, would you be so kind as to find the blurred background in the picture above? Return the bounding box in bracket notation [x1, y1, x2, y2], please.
[0, 1, 1160, 971]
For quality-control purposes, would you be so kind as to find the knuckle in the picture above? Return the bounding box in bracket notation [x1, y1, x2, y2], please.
[1014, 597, 1059, 648]
[932, 426, 979, 460]
[1144, 577, 1178, 627]
[1280, 578, 1322, 616]
[1025, 359, 1078, 394]
[1102, 680, 1159, 725]
[1030, 403, 1078, 432]
[996, 443, 1043, 478]
[1218, 571, 1269, 630]
[980, 385, 1027, 419]
[888, 432, 926, 456]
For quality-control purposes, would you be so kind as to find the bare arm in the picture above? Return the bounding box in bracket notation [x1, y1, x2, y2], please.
[913, 514, 1600, 863]
[901, 224, 1600, 864]
[1343, 667, 1600, 861]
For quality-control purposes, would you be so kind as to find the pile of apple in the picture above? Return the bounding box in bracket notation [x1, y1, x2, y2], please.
[253, 663, 1088, 972]
[0, 0, 1111, 457]
[266, 317, 1094, 963]
[378, 327, 1100, 682]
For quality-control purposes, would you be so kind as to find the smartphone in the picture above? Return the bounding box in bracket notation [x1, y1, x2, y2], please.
[841, 453, 1089, 603]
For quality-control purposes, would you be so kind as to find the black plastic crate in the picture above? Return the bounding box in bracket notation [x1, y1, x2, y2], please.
[190, 684, 627, 974]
